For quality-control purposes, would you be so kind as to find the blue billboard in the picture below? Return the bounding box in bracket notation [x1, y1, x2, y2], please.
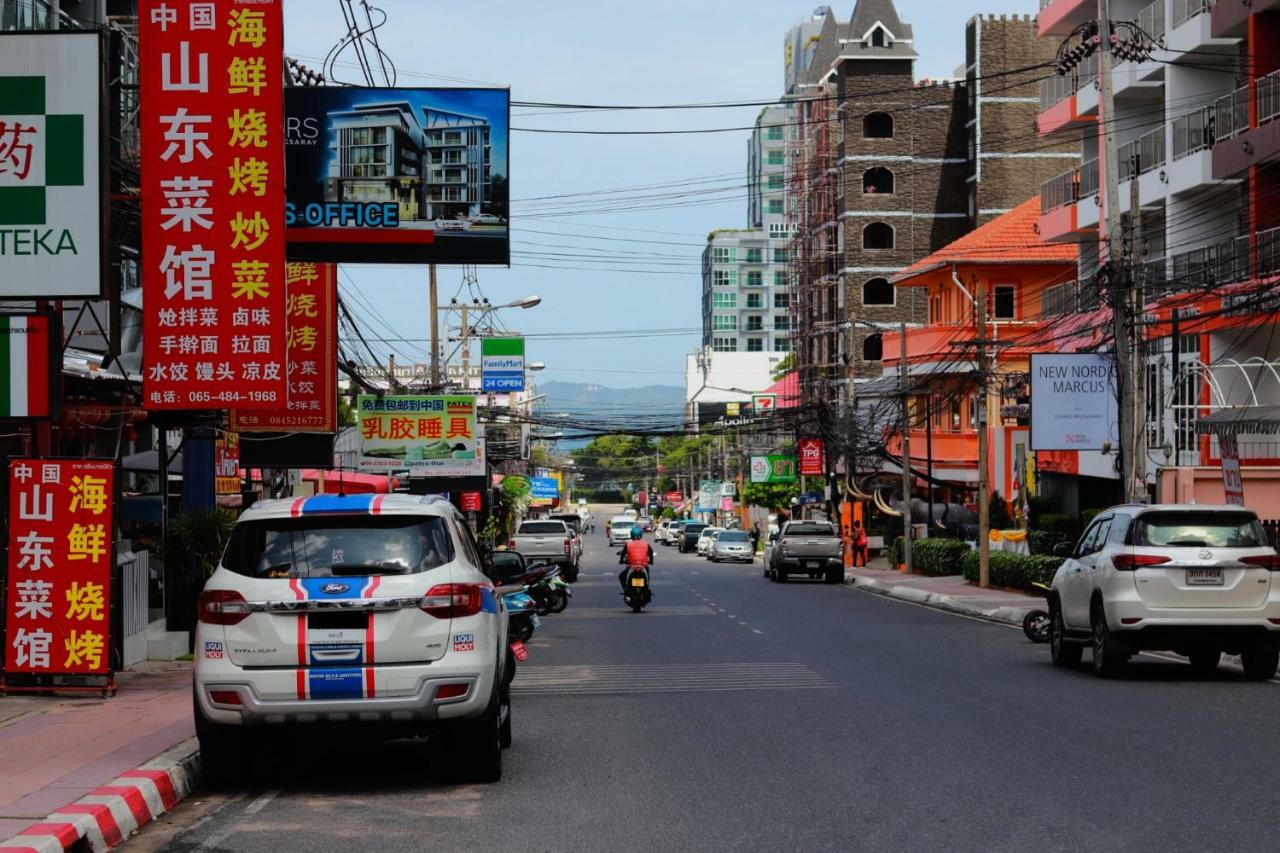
[530, 477, 559, 500]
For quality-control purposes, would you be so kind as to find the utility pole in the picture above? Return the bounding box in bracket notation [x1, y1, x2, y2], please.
[977, 281, 991, 589]
[1170, 308, 1181, 468]
[1097, 0, 1138, 502]
[459, 303, 471, 387]
[428, 265, 440, 389]
[925, 396, 935, 533]
[899, 322, 913, 573]
[1129, 155, 1148, 502]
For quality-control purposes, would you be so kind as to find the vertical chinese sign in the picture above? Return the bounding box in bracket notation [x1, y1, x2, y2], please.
[214, 431, 240, 493]
[230, 262, 338, 432]
[4, 459, 116, 681]
[141, 1, 287, 409]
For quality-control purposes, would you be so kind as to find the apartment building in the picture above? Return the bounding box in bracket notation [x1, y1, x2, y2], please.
[701, 107, 794, 353]
[784, 2, 1072, 406]
[1036, 0, 1280, 510]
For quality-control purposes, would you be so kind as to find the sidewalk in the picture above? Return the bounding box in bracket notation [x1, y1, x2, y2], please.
[0, 662, 198, 849]
[846, 559, 1044, 625]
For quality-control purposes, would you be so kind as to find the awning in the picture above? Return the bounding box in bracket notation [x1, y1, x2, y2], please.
[1196, 406, 1280, 436]
[121, 448, 183, 474]
[300, 469, 398, 494]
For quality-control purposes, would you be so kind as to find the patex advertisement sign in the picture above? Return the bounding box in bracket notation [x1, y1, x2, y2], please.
[0, 31, 103, 299]
[481, 337, 525, 392]
[4, 459, 116, 677]
[141, 0, 288, 410]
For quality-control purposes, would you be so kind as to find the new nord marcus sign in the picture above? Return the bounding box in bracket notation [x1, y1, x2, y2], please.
[0, 31, 103, 299]
[1029, 353, 1119, 452]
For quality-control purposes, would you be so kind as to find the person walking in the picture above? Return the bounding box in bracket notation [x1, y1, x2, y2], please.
[750, 522, 761, 555]
[851, 519, 869, 568]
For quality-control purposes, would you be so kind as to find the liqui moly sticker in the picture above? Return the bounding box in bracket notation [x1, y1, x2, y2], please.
[204, 641, 224, 660]
[452, 633, 475, 652]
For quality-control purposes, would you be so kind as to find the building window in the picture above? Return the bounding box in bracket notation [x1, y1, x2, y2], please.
[775, 338, 791, 352]
[767, 173, 784, 190]
[774, 292, 789, 309]
[863, 333, 883, 361]
[766, 199, 785, 215]
[863, 222, 894, 250]
[863, 112, 894, 139]
[767, 125, 784, 141]
[769, 222, 795, 239]
[746, 293, 763, 309]
[766, 149, 785, 166]
[863, 277, 895, 306]
[712, 247, 737, 263]
[746, 338, 764, 352]
[713, 269, 737, 287]
[745, 248, 763, 263]
[712, 292, 737, 309]
[713, 314, 738, 331]
[863, 167, 894, 194]
[774, 270, 789, 287]
[745, 270, 763, 287]
[773, 248, 789, 263]
[774, 315, 790, 330]
[713, 337, 737, 352]
[994, 285, 1016, 319]
[868, 25, 889, 47]
[746, 316, 764, 332]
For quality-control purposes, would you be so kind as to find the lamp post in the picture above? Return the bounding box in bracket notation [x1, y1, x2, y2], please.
[431, 294, 541, 390]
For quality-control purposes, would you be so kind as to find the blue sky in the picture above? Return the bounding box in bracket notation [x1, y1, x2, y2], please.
[284, 0, 1041, 390]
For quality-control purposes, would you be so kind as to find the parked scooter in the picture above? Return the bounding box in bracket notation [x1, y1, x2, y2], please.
[622, 565, 652, 613]
[1022, 581, 1052, 643]
[503, 587, 540, 643]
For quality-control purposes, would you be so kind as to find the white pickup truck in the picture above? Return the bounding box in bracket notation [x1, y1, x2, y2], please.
[509, 519, 579, 582]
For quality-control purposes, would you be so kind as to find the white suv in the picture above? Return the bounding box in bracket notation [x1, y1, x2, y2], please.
[1049, 504, 1280, 679]
[194, 494, 511, 785]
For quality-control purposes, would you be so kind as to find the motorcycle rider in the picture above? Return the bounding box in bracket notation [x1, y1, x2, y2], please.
[618, 525, 653, 592]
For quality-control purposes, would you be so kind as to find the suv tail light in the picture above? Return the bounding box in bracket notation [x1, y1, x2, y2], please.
[1112, 553, 1171, 571]
[563, 538, 572, 555]
[1241, 554, 1280, 571]
[198, 589, 250, 626]
[421, 584, 484, 619]
[507, 539, 516, 551]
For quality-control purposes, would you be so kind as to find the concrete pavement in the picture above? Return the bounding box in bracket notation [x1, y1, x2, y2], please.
[847, 564, 1045, 625]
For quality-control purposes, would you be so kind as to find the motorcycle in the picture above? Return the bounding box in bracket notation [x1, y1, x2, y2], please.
[1022, 581, 1052, 643]
[622, 565, 652, 613]
[544, 575, 572, 614]
[502, 587, 540, 643]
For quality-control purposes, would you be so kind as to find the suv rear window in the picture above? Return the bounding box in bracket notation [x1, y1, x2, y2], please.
[222, 515, 455, 578]
[1132, 511, 1268, 548]
[612, 520, 634, 529]
[786, 523, 835, 535]
[519, 521, 567, 535]
[683, 524, 707, 535]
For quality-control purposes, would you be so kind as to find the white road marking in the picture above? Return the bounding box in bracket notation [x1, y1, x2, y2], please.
[196, 790, 280, 851]
[242, 789, 281, 817]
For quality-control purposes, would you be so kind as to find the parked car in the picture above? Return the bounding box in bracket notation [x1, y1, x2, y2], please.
[768, 521, 844, 584]
[711, 530, 754, 563]
[194, 494, 511, 787]
[696, 527, 724, 556]
[637, 516, 653, 532]
[468, 213, 507, 226]
[655, 520, 671, 544]
[510, 519, 579, 582]
[678, 522, 709, 553]
[434, 217, 470, 231]
[609, 516, 636, 545]
[1048, 504, 1280, 679]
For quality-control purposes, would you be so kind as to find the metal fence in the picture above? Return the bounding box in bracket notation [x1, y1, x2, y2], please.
[1172, 106, 1214, 160]
[1259, 226, 1280, 276]
[1137, 0, 1166, 40]
[1258, 69, 1280, 126]
[1079, 157, 1100, 199]
[1039, 69, 1095, 110]
[1041, 167, 1078, 212]
[1214, 85, 1250, 142]
[1118, 126, 1166, 181]
[1171, 0, 1216, 30]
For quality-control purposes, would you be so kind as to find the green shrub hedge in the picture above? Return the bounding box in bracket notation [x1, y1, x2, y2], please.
[1036, 513, 1079, 535]
[960, 550, 1064, 591]
[1028, 530, 1073, 556]
[887, 535, 904, 567]
[912, 538, 969, 576]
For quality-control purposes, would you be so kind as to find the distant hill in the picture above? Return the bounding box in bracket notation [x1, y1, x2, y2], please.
[539, 381, 685, 445]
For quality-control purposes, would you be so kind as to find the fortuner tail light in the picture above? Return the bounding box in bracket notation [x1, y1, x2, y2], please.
[197, 589, 251, 626]
[421, 584, 484, 619]
[1241, 554, 1280, 571]
[1112, 553, 1172, 571]
[507, 540, 516, 551]
[563, 538, 572, 555]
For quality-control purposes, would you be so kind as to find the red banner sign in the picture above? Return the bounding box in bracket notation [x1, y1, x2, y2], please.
[230, 263, 338, 432]
[4, 459, 115, 676]
[798, 437, 825, 476]
[460, 491, 482, 512]
[1220, 434, 1245, 506]
[141, 0, 288, 410]
[215, 432, 240, 493]
[665, 491, 682, 504]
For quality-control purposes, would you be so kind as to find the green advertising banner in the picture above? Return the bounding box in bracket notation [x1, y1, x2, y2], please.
[749, 455, 797, 484]
[357, 395, 481, 476]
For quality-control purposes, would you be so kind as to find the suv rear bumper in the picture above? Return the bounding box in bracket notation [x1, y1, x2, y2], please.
[1108, 623, 1280, 654]
[778, 556, 843, 571]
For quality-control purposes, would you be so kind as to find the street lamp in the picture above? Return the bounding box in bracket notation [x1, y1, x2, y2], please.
[504, 295, 541, 310]
[528, 362, 546, 372]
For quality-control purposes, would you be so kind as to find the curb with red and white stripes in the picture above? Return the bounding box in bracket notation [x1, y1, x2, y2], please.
[0, 739, 200, 853]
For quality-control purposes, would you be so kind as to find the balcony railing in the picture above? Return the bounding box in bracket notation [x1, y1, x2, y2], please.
[1041, 278, 1102, 316]
[1258, 69, 1280, 126]
[1041, 167, 1078, 212]
[1118, 126, 1166, 180]
[1214, 85, 1249, 142]
[1257, 226, 1280, 277]
[1171, 106, 1214, 160]
[1170, 236, 1251, 289]
[1, 0, 52, 29]
[1039, 68, 1095, 110]
[1078, 157, 1100, 199]
[1136, 0, 1166, 41]
[1171, 0, 1216, 29]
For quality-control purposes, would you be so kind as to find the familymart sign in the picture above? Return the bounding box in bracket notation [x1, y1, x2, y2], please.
[481, 336, 525, 392]
[0, 32, 101, 299]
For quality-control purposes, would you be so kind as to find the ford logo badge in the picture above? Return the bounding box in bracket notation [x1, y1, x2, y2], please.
[321, 583, 350, 595]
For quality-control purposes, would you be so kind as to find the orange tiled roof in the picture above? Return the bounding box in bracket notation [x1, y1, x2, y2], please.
[891, 196, 1077, 283]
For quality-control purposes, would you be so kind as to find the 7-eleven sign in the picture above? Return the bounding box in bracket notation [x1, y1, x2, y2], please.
[0, 32, 101, 299]
[752, 393, 778, 414]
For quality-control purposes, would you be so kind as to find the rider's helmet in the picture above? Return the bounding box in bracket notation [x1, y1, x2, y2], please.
[630, 526, 643, 540]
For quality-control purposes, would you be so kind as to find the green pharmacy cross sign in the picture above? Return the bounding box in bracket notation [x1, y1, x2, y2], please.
[749, 455, 797, 484]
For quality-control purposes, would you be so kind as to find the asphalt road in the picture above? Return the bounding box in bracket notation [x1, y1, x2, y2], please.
[130, 533, 1280, 853]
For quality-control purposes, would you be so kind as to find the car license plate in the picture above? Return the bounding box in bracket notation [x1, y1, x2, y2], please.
[630, 578, 646, 587]
[1186, 567, 1223, 586]
[806, 561, 819, 569]
[530, 614, 541, 628]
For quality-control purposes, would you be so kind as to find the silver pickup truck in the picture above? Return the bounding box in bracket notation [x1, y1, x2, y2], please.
[510, 519, 579, 582]
[767, 521, 844, 584]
